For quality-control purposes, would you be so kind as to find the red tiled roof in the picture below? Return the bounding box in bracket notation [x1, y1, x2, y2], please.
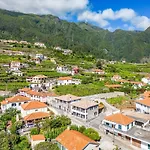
[1, 95, 31, 105]
[104, 113, 134, 126]
[56, 94, 81, 102]
[58, 77, 72, 80]
[24, 112, 50, 121]
[31, 134, 45, 141]
[136, 98, 150, 107]
[18, 88, 31, 92]
[21, 101, 47, 110]
[56, 130, 98, 150]
[105, 84, 122, 88]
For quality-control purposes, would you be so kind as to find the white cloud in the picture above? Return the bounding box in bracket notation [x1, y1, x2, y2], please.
[0, 0, 89, 16]
[78, 8, 150, 30]
[78, 10, 109, 27]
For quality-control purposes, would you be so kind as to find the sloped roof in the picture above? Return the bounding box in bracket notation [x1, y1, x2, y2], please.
[21, 101, 47, 110]
[136, 98, 150, 107]
[56, 130, 98, 150]
[1, 95, 31, 105]
[18, 88, 31, 92]
[105, 84, 122, 88]
[58, 77, 72, 80]
[24, 112, 50, 121]
[104, 113, 134, 126]
[31, 134, 45, 141]
[56, 94, 81, 102]
[71, 100, 98, 109]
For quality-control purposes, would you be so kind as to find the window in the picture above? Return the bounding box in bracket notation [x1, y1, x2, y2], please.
[118, 125, 122, 130]
[148, 144, 150, 149]
[12, 103, 16, 107]
[19, 103, 21, 106]
[127, 124, 129, 130]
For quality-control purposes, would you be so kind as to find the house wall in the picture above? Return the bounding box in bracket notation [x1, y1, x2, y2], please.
[52, 98, 81, 112]
[84, 143, 99, 150]
[31, 140, 45, 149]
[136, 103, 150, 114]
[1, 101, 30, 113]
[141, 141, 150, 150]
[103, 120, 134, 132]
[21, 107, 47, 117]
[71, 105, 98, 120]
[57, 79, 72, 86]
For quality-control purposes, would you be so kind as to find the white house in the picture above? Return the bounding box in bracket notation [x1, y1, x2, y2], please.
[1, 95, 31, 113]
[136, 98, 150, 114]
[31, 134, 45, 149]
[56, 129, 100, 150]
[12, 70, 23, 76]
[142, 77, 150, 85]
[92, 69, 105, 75]
[71, 100, 99, 120]
[10, 61, 21, 71]
[35, 54, 44, 60]
[102, 113, 150, 149]
[21, 101, 50, 126]
[57, 77, 81, 86]
[56, 66, 72, 74]
[34, 42, 46, 48]
[31, 75, 47, 83]
[111, 75, 122, 81]
[52, 94, 81, 112]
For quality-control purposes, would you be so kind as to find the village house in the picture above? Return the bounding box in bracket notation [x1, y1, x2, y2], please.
[56, 129, 100, 150]
[105, 84, 122, 89]
[21, 101, 50, 126]
[111, 75, 122, 81]
[31, 134, 45, 149]
[12, 70, 23, 76]
[10, 61, 21, 71]
[52, 94, 81, 112]
[57, 77, 81, 86]
[142, 76, 150, 85]
[92, 69, 105, 75]
[71, 100, 99, 121]
[34, 42, 46, 48]
[102, 113, 150, 149]
[1, 95, 31, 113]
[18, 88, 31, 97]
[56, 66, 72, 74]
[31, 75, 47, 84]
[136, 98, 150, 114]
[54, 46, 62, 51]
[35, 54, 44, 60]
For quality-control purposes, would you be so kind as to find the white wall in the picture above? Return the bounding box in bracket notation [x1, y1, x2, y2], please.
[136, 102, 150, 114]
[141, 141, 150, 150]
[21, 107, 47, 117]
[84, 143, 99, 150]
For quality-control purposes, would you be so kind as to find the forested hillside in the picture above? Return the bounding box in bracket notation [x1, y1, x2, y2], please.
[0, 9, 150, 62]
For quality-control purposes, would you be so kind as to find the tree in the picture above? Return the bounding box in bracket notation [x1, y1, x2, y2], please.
[83, 128, 101, 141]
[0, 131, 10, 150]
[30, 127, 40, 135]
[70, 125, 78, 131]
[78, 126, 86, 133]
[96, 60, 103, 69]
[34, 142, 59, 150]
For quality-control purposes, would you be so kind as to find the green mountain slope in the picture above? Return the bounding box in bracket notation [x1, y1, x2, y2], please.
[0, 9, 150, 62]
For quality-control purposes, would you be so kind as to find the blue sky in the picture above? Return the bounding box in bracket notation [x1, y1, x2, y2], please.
[0, 0, 150, 31]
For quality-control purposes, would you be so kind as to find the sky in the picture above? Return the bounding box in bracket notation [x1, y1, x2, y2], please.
[0, 0, 150, 31]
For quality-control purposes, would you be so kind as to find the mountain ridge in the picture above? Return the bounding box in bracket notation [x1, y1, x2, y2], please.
[0, 8, 150, 62]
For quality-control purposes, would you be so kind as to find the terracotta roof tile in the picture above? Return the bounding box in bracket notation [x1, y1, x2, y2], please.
[56, 94, 81, 102]
[71, 100, 98, 109]
[104, 113, 134, 126]
[58, 77, 72, 80]
[33, 75, 47, 78]
[21, 101, 47, 110]
[1, 95, 31, 105]
[31, 134, 45, 141]
[56, 130, 98, 150]
[136, 98, 150, 107]
[105, 84, 122, 88]
[24, 112, 50, 121]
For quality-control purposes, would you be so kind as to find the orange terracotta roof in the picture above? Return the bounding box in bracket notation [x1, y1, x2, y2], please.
[56, 94, 81, 102]
[93, 69, 104, 72]
[144, 91, 150, 98]
[71, 100, 98, 109]
[18, 88, 31, 92]
[113, 75, 121, 78]
[31, 134, 45, 141]
[104, 113, 134, 126]
[33, 75, 47, 78]
[58, 77, 72, 80]
[26, 90, 40, 96]
[56, 130, 98, 150]
[105, 84, 122, 88]
[1, 95, 31, 105]
[24, 112, 50, 121]
[136, 98, 150, 107]
[21, 101, 47, 110]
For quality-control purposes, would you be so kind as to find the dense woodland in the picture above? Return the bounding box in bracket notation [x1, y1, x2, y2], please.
[0, 9, 150, 62]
